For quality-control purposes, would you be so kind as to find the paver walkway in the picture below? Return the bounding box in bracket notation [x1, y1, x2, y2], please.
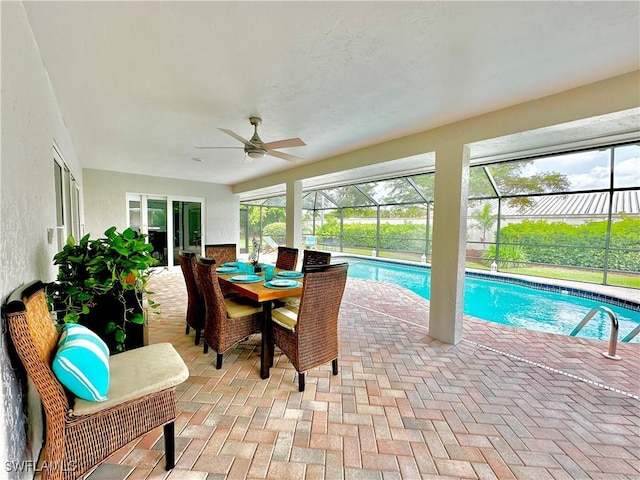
[88, 270, 639, 479]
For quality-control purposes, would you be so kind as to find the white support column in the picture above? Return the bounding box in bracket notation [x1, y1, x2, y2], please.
[429, 143, 470, 344]
[285, 180, 302, 248]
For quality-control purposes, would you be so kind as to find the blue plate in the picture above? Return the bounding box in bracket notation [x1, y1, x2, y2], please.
[216, 266, 239, 274]
[264, 280, 302, 289]
[275, 271, 303, 279]
[229, 274, 263, 283]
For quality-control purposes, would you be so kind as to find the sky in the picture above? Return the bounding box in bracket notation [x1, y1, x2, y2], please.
[524, 144, 640, 190]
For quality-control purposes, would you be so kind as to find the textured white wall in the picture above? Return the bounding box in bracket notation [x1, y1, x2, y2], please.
[1, 3, 81, 478]
[83, 169, 239, 243]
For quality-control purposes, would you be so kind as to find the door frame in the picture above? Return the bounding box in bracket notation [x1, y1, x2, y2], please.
[126, 193, 205, 269]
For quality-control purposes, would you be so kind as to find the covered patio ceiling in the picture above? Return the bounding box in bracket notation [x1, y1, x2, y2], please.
[21, 2, 639, 187]
[238, 108, 640, 201]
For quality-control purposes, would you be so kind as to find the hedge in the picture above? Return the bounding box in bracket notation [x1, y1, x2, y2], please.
[316, 221, 427, 252]
[497, 217, 640, 272]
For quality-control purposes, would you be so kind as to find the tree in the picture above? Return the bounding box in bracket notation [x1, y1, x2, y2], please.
[471, 161, 571, 211]
[471, 203, 498, 242]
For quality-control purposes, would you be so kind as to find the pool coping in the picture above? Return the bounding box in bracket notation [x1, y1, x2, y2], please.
[332, 253, 640, 312]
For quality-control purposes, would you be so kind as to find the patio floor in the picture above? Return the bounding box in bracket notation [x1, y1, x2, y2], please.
[88, 269, 639, 479]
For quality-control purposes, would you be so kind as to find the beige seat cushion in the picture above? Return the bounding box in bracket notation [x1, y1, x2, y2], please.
[278, 294, 301, 307]
[272, 305, 299, 332]
[224, 297, 263, 318]
[71, 342, 189, 416]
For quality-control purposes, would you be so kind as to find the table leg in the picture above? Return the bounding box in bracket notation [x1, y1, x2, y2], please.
[260, 301, 273, 379]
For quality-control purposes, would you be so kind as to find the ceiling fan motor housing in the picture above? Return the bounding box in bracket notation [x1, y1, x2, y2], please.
[246, 117, 267, 157]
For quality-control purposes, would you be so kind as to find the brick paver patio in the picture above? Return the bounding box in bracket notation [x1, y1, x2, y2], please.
[88, 269, 639, 479]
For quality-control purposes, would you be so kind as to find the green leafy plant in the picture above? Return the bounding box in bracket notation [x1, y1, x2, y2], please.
[48, 226, 160, 352]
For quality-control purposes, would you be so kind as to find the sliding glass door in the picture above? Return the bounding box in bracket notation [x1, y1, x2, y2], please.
[127, 194, 204, 268]
[172, 200, 202, 266]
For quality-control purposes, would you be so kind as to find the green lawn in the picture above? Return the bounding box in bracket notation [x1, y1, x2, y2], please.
[331, 247, 640, 290]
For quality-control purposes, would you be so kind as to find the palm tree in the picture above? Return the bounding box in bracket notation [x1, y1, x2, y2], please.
[471, 203, 497, 243]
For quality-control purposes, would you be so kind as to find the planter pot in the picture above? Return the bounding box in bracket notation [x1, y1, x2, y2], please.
[79, 291, 146, 353]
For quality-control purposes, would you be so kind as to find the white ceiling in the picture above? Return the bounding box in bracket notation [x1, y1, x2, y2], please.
[22, 1, 640, 187]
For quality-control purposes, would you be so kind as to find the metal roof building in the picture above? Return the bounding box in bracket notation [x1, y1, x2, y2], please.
[500, 190, 640, 220]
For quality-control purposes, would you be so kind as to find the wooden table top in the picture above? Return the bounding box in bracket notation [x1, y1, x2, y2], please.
[217, 269, 303, 303]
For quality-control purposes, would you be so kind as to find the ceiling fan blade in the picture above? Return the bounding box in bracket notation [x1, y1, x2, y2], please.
[263, 137, 306, 150]
[193, 146, 243, 149]
[267, 150, 304, 163]
[218, 128, 258, 147]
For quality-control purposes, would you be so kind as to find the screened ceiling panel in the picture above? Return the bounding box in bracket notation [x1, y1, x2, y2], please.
[408, 173, 435, 202]
[302, 191, 317, 210]
[469, 167, 498, 199]
[263, 195, 286, 207]
[360, 178, 425, 204]
[484, 151, 611, 196]
[321, 185, 374, 208]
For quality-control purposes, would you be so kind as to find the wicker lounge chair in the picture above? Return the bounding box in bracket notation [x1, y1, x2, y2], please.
[304, 235, 317, 249]
[270, 262, 348, 391]
[196, 257, 263, 369]
[262, 236, 279, 254]
[178, 250, 205, 345]
[4, 281, 189, 480]
[275, 246, 299, 271]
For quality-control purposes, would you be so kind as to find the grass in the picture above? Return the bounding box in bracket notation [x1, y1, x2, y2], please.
[331, 247, 640, 290]
[498, 265, 640, 289]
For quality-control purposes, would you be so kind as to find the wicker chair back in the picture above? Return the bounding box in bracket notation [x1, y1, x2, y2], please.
[178, 250, 205, 344]
[301, 250, 331, 272]
[204, 243, 237, 266]
[275, 246, 299, 271]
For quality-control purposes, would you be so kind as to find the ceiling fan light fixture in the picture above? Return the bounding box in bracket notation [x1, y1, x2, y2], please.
[246, 149, 267, 159]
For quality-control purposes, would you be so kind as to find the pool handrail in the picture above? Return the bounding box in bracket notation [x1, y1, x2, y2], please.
[621, 323, 640, 343]
[570, 306, 620, 360]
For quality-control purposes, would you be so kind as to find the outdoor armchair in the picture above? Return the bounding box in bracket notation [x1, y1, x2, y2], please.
[4, 281, 189, 480]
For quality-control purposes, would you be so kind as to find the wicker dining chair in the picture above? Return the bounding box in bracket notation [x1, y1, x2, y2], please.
[196, 257, 263, 369]
[270, 262, 348, 391]
[204, 244, 239, 298]
[301, 249, 331, 272]
[275, 246, 299, 271]
[178, 250, 205, 345]
[276, 249, 331, 307]
[204, 243, 237, 265]
[4, 281, 189, 480]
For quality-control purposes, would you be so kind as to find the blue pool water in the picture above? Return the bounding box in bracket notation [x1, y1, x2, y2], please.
[342, 258, 640, 342]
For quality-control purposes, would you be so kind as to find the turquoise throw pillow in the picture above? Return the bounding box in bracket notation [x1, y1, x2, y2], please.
[52, 323, 110, 402]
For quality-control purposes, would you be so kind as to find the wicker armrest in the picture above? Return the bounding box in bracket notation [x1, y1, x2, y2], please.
[71, 342, 189, 416]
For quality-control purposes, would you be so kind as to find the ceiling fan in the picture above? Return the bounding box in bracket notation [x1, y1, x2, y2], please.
[195, 117, 306, 164]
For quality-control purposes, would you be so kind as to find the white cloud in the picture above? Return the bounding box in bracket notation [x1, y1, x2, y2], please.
[614, 157, 640, 188]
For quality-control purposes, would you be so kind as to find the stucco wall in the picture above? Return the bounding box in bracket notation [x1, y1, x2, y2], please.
[83, 169, 239, 244]
[1, 3, 81, 478]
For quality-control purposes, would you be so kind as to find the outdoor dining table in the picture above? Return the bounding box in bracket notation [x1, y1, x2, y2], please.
[217, 267, 303, 379]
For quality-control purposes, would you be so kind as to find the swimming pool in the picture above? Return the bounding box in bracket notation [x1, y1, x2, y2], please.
[338, 257, 640, 342]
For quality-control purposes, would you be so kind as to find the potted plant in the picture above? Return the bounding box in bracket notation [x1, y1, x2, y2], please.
[48, 226, 160, 353]
[248, 236, 262, 272]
